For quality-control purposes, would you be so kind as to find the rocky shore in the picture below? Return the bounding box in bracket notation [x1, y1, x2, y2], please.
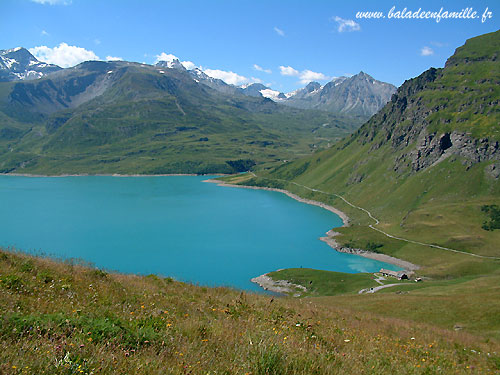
[320, 230, 420, 271]
[250, 274, 307, 296]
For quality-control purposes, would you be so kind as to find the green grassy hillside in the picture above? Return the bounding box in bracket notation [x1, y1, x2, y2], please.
[228, 30, 500, 272]
[0, 61, 363, 175]
[1, 249, 499, 374]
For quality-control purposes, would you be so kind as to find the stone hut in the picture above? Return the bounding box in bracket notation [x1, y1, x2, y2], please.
[379, 269, 409, 280]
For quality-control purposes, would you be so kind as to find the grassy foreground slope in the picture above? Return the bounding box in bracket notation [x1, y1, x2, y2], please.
[1, 249, 499, 374]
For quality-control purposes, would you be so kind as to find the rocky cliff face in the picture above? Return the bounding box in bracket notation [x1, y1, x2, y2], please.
[392, 131, 500, 176]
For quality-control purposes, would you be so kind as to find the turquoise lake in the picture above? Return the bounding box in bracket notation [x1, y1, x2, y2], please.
[0, 175, 399, 292]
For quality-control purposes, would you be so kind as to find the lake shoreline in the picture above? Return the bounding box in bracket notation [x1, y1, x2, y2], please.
[320, 230, 420, 271]
[206, 178, 419, 273]
[204, 179, 350, 227]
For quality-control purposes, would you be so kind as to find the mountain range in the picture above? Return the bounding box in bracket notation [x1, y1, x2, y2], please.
[279, 73, 396, 117]
[0, 48, 395, 117]
[0, 48, 394, 174]
[156, 57, 396, 117]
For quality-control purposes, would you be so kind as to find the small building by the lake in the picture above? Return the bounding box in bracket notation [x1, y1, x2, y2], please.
[379, 269, 409, 280]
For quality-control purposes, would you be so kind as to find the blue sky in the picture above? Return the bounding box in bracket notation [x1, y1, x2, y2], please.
[1, 0, 498, 92]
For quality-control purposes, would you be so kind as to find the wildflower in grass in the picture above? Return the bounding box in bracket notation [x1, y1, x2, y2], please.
[344, 339, 350, 343]
[141, 305, 145, 309]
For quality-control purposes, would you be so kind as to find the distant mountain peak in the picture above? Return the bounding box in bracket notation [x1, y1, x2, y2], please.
[305, 81, 321, 92]
[0, 46, 62, 82]
[281, 72, 396, 117]
[155, 58, 186, 71]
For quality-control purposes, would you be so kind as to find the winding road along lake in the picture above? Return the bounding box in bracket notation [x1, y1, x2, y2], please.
[0, 175, 399, 292]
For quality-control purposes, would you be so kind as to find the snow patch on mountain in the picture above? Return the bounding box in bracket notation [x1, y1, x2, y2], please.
[260, 89, 284, 101]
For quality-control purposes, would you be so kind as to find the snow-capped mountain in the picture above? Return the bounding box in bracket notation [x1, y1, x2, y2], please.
[0, 47, 61, 82]
[281, 72, 396, 117]
[189, 68, 243, 96]
[1, 46, 395, 117]
[155, 58, 186, 71]
[238, 83, 286, 100]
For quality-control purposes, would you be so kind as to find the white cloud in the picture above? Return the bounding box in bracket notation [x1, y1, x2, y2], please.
[155, 52, 179, 64]
[279, 65, 299, 76]
[253, 64, 272, 74]
[420, 46, 434, 56]
[41, 30, 49, 36]
[29, 43, 99, 68]
[333, 16, 360, 32]
[31, 0, 72, 4]
[203, 69, 251, 86]
[106, 56, 122, 61]
[280, 65, 330, 84]
[181, 60, 196, 70]
[155, 52, 260, 85]
[155, 52, 197, 70]
[274, 27, 285, 37]
[298, 70, 330, 84]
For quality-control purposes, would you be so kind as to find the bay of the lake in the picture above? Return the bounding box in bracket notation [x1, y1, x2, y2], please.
[0, 175, 399, 292]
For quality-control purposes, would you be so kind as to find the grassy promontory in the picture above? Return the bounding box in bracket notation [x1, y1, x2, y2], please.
[1, 249, 499, 374]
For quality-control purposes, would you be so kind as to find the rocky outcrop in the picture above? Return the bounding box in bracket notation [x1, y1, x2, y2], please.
[251, 274, 307, 296]
[485, 162, 500, 179]
[402, 131, 499, 172]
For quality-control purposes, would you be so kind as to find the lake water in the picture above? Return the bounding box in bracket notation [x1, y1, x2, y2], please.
[0, 175, 399, 292]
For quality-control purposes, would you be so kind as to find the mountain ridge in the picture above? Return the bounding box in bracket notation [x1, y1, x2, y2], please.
[0, 58, 364, 174]
[1, 46, 395, 118]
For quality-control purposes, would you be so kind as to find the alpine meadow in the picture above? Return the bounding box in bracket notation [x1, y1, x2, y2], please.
[0, 1, 499, 374]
